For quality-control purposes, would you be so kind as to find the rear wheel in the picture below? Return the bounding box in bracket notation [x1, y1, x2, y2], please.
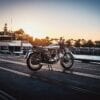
[26, 53, 42, 71]
[60, 53, 74, 70]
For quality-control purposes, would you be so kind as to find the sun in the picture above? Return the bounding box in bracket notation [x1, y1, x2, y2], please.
[21, 25, 46, 39]
[32, 32, 47, 39]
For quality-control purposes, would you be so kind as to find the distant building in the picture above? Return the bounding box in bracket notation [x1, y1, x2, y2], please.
[0, 23, 15, 41]
[95, 41, 100, 47]
[0, 23, 32, 55]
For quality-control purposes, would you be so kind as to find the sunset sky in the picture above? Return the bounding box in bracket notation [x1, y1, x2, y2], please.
[0, 0, 100, 40]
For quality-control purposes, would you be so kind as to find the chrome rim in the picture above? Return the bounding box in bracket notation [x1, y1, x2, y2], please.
[29, 53, 41, 69]
[62, 53, 73, 68]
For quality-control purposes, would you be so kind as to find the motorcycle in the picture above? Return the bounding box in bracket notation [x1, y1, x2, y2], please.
[26, 45, 74, 71]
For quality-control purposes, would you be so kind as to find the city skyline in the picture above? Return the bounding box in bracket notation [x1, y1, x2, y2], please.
[0, 0, 100, 40]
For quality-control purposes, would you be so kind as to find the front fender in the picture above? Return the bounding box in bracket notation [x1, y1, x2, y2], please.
[25, 51, 33, 59]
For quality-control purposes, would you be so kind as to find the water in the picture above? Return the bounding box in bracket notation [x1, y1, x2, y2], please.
[73, 54, 100, 61]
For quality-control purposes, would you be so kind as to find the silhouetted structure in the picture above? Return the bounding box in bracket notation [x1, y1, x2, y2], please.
[0, 23, 15, 41]
[0, 23, 32, 55]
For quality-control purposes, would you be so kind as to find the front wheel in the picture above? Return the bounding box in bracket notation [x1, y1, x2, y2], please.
[60, 53, 74, 70]
[26, 53, 42, 71]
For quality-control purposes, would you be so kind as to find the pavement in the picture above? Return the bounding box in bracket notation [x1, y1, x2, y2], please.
[0, 54, 100, 100]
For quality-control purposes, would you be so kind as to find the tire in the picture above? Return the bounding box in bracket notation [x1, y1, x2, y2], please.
[26, 53, 42, 71]
[60, 53, 74, 70]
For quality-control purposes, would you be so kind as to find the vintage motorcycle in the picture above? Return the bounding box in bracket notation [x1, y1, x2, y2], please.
[26, 45, 74, 71]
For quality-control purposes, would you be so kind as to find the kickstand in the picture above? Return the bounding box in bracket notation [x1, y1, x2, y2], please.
[48, 64, 53, 71]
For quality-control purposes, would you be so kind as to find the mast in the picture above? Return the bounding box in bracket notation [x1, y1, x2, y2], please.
[4, 23, 7, 34]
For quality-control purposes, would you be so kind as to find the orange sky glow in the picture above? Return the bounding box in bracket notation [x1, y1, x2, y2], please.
[0, 0, 100, 41]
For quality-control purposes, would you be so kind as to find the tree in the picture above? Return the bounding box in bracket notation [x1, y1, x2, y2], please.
[80, 39, 87, 47]
[85, 40, 94, 47]
[14, 29, 25, 40]
[44, 36, 52, 46]
[32, 37, 52, 46]
[74, 39, 81, 47]
[66, 39, 72, 47]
